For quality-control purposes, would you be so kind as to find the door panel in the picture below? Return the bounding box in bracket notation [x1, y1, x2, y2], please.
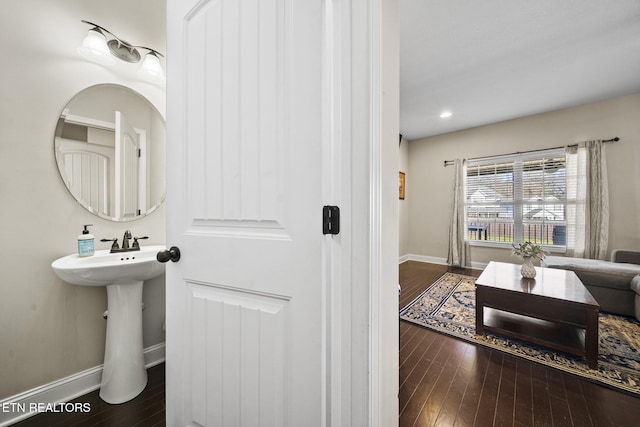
[166, 0, 324, 425]
[186, 283, 288, 426]
[184, 0, 287, 234]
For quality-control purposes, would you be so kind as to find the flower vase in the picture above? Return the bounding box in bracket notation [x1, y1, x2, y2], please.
[521, 257, 536, 279]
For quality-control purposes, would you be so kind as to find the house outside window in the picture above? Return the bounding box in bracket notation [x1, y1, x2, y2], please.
[465, 148, 567, 250]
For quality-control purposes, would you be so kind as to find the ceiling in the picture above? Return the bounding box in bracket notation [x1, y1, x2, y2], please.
[399, 0, 640, 140]
[11, 0, 638, 143]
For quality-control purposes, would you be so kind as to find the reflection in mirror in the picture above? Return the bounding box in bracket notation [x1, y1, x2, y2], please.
[54, 84, 165, 221]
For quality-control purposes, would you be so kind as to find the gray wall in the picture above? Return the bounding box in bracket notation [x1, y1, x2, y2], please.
[401, 92, 640, 266]
[0, 0, 166, 399]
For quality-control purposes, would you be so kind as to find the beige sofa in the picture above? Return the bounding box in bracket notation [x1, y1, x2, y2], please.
[541, 250, 640, 319]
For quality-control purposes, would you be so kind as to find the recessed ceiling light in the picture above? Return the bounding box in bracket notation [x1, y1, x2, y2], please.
[440, 111, 452, 119]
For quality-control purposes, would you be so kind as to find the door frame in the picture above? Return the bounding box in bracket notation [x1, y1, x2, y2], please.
[326, 0, 399, 425]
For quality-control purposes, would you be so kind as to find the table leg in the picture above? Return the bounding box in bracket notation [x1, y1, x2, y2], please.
[475, 286, 484, 335]
[585, 308, 599, 369]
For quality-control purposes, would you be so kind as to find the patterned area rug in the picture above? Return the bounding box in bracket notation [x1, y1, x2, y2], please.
[400, 272, 640, 395]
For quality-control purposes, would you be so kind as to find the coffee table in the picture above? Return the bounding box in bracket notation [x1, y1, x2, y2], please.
[475, 261, 600, 369]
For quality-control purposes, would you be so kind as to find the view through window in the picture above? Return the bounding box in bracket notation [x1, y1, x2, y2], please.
[465, 148, 567, 248]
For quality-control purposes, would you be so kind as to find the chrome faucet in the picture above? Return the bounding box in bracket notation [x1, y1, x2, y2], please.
[122, 230, 132, 249]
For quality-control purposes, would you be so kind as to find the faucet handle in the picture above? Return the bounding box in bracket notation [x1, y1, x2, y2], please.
[100, 238, 119, 251]
[132, 236, 149, 249]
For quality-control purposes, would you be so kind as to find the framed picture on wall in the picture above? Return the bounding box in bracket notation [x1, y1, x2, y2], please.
[399, 171, 405, 200]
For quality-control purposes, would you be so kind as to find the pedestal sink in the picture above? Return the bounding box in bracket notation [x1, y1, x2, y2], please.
[51, 245, 165, 404]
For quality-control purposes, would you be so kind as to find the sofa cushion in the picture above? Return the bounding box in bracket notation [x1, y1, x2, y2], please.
[542, 256, 640, 291]
[612, 250, 640, 265]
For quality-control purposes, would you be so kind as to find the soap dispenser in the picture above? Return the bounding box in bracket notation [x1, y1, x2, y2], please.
[78, 224, 95, 257]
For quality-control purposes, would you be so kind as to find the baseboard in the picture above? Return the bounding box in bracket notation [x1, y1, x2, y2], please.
[143, 342, 166, 368]
[402, 254, 449, 265]
[0, 342, 165, 427]
[400, 254, 487, 270]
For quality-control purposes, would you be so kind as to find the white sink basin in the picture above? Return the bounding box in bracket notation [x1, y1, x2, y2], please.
[51, 244, 166, 404]
[51, 245, 165, 286]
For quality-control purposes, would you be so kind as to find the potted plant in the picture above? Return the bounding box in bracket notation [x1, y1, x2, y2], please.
[512, 241, 548, 278]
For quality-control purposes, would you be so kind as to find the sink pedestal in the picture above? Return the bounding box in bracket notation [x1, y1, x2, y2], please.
[50, 246, 166, 404]
[100, 280, 147, 404]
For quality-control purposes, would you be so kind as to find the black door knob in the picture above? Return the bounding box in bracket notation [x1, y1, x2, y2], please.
[157, 246, 181, 263]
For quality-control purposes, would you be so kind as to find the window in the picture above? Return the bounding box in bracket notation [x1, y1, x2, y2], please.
[465, 148, 567, 248]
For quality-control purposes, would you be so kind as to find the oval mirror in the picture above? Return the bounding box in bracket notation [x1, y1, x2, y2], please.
[54, 84, 165, 221]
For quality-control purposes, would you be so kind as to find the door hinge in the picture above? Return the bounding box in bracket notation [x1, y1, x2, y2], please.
[323, 205, 340, 235]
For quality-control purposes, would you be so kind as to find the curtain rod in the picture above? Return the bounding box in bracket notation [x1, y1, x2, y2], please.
[443, 137, 619, 167]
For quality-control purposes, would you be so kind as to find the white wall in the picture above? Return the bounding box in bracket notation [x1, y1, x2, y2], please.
[0, 0, 166, 399]
[380, 0, 400, 424]
[402, 92, 640, 266]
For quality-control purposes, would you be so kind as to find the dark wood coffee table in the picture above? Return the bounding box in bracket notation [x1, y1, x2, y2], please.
[475, 261, 600, 369]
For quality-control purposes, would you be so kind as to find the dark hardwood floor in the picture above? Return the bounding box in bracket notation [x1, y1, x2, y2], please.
[13, 363, 165, 427]
[399, 260, 640, 427]
[13, 260, 640, 426]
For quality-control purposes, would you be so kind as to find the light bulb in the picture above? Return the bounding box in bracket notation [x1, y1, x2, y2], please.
[138, 52, 166, 84]
[77, 28, 115, 66]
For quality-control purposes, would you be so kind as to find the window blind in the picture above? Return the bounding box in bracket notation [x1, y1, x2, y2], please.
[465, 148, 567, 247]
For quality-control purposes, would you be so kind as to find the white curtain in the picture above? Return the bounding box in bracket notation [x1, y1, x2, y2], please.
[565, 140, 609, 259]
[447, 158, 468, 267]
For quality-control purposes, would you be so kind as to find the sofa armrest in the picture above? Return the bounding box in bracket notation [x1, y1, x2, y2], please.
[611, 250, 640, 265]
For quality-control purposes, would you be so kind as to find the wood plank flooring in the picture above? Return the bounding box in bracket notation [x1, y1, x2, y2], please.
[12, 363, 165, 427]
[399, 260, 640, 427]
[13, 260, 640, 426]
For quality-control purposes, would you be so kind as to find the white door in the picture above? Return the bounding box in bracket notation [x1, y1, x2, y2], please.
[115, 111, 139, 219]
[165, 0, 329, 425]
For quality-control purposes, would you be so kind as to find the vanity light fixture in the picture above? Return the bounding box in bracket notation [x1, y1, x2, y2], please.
[78, 20, 165, 84]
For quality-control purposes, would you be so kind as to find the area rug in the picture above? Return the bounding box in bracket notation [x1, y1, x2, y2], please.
[400, 272, 640, 395]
